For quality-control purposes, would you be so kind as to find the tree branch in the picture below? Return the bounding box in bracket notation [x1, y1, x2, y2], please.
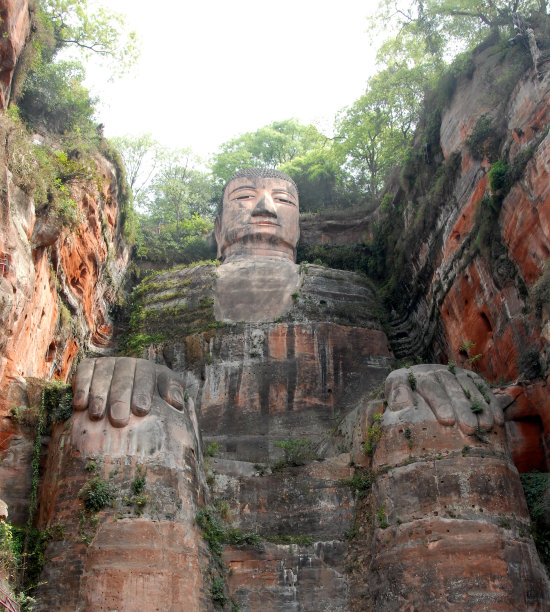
[58, 39, 110, 54]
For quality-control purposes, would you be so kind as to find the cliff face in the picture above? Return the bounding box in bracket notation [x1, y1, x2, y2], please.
[295, 45, 550, 475]
[0, 150, 130, 522]
[0, 0, 30, 108]
[366, 44, 550, 475]
[1, 6, 550, 610]
[0, 0, 130, 526]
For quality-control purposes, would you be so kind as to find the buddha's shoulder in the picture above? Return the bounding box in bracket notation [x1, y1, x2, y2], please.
[287, 263, 384, 329]
[132, 262, 218, 337]
[137, 261, 219, 298]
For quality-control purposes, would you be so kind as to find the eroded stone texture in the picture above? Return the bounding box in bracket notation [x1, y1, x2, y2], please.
[215, 257, 300, 323]
[347, 365, 550, 611]
[35, 397, 210, 612]
[375, 43, 550, 475]
[225, 541, 349, 612]
[0, 153, 129, 521]
[136, 260, 391, 610]
[299, 209, 377, 246]
[0, 0, 30, 108]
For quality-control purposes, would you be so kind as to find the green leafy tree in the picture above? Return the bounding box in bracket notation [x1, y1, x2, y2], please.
[210, 118, 327, 189]
[147, 150, 215, 233]
[110, 134, 167, 209]
[372, 0, 547, 61]
[16, 0, 139, 133]
[210, 118, 357, 212]
[18, 60, 97, 135]
[39, 0, 139, 73]
[335, 63, 431, 198]
[135, 213, 215, 265]
[280, 146, 355, 211]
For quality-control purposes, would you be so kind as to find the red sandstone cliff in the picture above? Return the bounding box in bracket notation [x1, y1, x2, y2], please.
[0, 148, 130, 521]
[0, 0, 129, 524]
[305, 41, 550, 476]
[0, 0, 30, 109]
[404, 45, 550, 474]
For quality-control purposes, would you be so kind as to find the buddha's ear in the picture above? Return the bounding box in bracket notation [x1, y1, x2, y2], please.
[214, 214, 222, 259]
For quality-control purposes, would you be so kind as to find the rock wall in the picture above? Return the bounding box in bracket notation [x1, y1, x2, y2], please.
[346, 365, 549, 611]
[0, 0, 30, 108]
[299, 209, 378, 246]
[0, 149, 130, 523]
[372, 44, 550, 475]
[292, 47, 550, 483]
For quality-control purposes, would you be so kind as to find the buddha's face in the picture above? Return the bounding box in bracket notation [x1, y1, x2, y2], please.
[215, 175, 300, 261]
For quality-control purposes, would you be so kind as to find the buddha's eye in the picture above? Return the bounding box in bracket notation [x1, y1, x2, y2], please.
[235, 194, 254, 201]
[275, 196, 295, 205]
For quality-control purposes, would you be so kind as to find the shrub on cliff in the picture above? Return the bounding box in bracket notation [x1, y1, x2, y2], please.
[18, 60, 98, 138]
[78, 476, 113, 512]
[273, 438, 319, 468]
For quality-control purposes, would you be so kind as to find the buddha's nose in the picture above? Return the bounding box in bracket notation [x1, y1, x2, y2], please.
[251, 193, 277, 218]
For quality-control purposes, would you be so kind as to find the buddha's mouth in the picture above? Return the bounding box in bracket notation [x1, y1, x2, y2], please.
[249, 220, 280, 226]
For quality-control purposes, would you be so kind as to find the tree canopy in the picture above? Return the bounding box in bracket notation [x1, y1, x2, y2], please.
[371, 0, 548, 61]
[210, 119, 327, 187]
[39, 0, 139, 72]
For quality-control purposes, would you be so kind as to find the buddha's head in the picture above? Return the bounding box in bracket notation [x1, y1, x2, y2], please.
[215, 168, 300, 262]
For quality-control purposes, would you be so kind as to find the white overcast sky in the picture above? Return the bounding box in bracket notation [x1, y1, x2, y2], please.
[86, 1, 382, 161]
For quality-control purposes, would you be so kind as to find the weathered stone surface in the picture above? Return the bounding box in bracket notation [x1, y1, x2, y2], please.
[198, 322, 390, 460]
[215, 257, 300, 323]
[0, 153, 129, 522]
[501, 129, 550, 284]
[0, 0, 30, 108]
[35, 397, 210, 611]
[299, 209, 377, 246]
[211, 455, 354, 539]
[225, 541, 348, 612]
[347, 365, 550, 611]
[440, 257, 532, 381]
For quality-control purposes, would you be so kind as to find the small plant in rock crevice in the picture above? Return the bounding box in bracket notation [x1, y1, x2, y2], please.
[124, 465, 150, 515]
[205, 442, 221, 457]
[364, 413, 383, 456]
[78, 476, 113, 512]
[376, 504, 389, 529]
[470, 400, 484, 414]
[474, 381, 491, 403]
[342, 470, 375, 499]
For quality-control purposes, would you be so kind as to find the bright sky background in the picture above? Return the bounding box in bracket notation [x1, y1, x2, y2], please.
[85, 0, 382, 161]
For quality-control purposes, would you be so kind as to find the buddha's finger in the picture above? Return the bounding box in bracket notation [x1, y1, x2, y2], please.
[416, 369, 457, 427]
[108, 358, 136, 428]
[157, 366, 185, 411]
[88, 357, 116, 420]
[73, 359, 96, 411]
[131, 359, 156, 416]
[385, 369, 415, 412]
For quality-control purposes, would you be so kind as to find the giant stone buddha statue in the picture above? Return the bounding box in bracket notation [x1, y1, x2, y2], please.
[34, 168, 549, 611]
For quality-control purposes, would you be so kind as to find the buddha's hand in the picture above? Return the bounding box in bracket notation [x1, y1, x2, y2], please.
[73, 357, 186, 428]
[385, 364, 503, 435]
